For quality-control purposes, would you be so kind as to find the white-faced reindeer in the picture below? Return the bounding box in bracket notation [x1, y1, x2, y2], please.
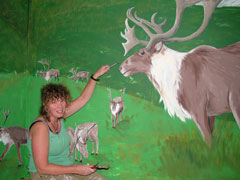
[108, 88, 126, 128]
[69, 67, 89, 82]
[37, 60, 60, 81]
[119, 0, 240, 146]
[67, 123, 99, 162]
[0, 110, 27, 166]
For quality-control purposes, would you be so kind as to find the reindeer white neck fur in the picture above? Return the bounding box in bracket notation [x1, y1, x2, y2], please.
[150, 44, 191, 121]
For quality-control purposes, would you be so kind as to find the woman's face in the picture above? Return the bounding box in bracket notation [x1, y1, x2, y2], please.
[47, 98, 66, 120]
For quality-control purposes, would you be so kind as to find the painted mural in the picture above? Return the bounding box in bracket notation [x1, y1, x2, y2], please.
[0, 0, 240, 180]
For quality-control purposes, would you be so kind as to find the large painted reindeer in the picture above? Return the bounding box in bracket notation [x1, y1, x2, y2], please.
[119, 0, 240, 146]
[67, 123, 99, 162]
[0, 110, 27, 166]
[37, 60, 60, 81]
[108, 88, 126, 128]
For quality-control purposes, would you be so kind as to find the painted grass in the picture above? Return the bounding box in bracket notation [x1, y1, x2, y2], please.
[0, 74, 239, 180]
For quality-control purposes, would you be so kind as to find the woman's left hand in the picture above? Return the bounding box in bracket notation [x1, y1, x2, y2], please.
[93, 65, 110, 79]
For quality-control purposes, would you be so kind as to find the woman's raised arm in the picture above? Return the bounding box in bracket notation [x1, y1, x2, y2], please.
[64, 65, 110, 118]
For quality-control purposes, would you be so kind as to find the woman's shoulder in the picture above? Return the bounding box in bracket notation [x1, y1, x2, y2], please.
[30, 116, 47, 127]
[29, 118, 49, 139]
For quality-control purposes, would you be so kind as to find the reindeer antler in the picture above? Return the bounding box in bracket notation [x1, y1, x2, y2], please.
[107, 88, 113, 101]
[121, 0, 222, 55]
[121, 88, 126, 97]
[38, 59, 50, 71]
[2, 109, 11, 127]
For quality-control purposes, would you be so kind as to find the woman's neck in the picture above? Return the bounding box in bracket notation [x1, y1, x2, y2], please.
[48, 118, 60, 134]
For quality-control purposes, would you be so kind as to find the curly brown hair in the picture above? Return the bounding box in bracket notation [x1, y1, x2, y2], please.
[40, 83, 72, 122]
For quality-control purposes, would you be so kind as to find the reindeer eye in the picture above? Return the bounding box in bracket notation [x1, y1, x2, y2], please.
[140, 50, 145, 56]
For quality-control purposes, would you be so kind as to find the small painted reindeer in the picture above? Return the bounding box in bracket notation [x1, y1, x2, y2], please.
[0, 110, 27, 166]
[68, 123, 99, 162]
[69, 67, 89, 82]
[37, 60, 60, 81]
[108, 88, 126, 128]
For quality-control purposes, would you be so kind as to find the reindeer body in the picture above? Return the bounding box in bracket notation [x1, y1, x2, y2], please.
[68, 123, 98, 162]
[119, 0, 240, 146]
[45, 69, 60, 81]
[69, 68, 89, 82]
[0, 126, 27, 166]
[121, 41, 240, 145]
[73, 71, 89, 82]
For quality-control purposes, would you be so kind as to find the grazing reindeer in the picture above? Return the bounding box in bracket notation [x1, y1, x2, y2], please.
[119, 0, 240, 146]
[37, 60, 60, 81]
[108, 88, 126, 128]
[69, 123, 99, 162]
[0, 110, 27, 166]
[69, 67, 89, 82]
[45, 69, 60, 81]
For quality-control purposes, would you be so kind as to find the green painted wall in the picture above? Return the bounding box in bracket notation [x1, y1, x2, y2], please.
[0, 0, 240, 180]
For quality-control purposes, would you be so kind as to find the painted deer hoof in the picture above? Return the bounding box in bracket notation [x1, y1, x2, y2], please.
[18, 164, 22, 167]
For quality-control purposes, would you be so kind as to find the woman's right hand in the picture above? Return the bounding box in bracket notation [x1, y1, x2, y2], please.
[74, 164, 96, 176]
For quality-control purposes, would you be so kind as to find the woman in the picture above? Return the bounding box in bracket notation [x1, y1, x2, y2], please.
[27, 65, 110, 180]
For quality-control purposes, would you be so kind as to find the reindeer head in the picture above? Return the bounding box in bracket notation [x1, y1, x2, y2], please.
[119, 0, 221, 77]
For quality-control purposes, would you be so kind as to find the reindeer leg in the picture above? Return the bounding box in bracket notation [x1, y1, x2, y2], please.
[91, 137, 95, 155]
[229, 89, 240, 128]
[74, 147, 78, 161]
[16, 143, 23, 166]
[80, 152, 83, 162]
[116, 113, 120, 125]
[112, 114, 115, 128]
[95, 136, 99, 155]
[208, 116, 216, 134]
[192, 108, 212, 147]
[0, 143, 13, 161]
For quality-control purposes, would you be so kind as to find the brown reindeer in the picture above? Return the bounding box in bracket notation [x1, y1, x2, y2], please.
[37, 60, 60, 81]
[119, 0, 240, 146]
[108, 88, 126, 128]
[0, 110, 27, 166]
[69, 67, 89, 82]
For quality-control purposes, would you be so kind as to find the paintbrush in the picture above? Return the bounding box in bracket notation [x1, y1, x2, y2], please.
[110, 62, 119, 68]
[91, 163, 110, 170]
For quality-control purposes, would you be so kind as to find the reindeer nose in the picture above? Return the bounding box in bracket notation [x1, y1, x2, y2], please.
[119, 65, 122, 71]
